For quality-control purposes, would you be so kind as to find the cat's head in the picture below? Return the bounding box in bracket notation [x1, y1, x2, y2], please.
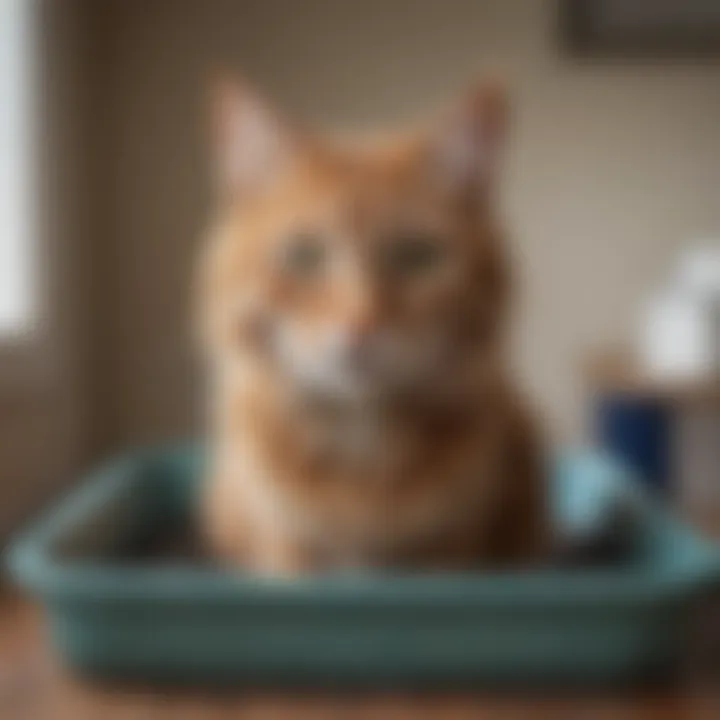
[200, 78, 511, 403]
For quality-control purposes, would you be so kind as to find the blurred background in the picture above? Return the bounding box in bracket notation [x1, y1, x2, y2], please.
[0, 0, 719, 715]
[1, 0, 719, 546]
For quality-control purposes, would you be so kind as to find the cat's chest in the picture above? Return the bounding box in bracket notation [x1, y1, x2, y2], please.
[228, 407, 498, 556]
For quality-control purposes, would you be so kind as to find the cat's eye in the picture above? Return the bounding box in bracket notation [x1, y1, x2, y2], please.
[384, 233, 445, 275]
[282, 233, 326, 275]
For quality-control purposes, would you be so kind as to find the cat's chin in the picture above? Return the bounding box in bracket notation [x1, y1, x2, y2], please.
[290, 375, 389, 408]
[287, 370, 470, 412]
[274, 349, 476, 408]
[290, 365, 504, 413]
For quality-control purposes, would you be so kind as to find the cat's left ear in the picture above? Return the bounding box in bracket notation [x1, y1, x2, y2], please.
[430, 80, 510, 197]
[210, 77, 298, 199]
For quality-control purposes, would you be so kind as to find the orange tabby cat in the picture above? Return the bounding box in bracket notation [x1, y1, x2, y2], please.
[198, 78, 548, 573]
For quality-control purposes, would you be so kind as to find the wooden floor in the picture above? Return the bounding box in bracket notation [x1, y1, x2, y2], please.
[0, 593, 718, 719]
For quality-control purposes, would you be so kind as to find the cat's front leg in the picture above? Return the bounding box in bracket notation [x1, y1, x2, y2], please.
[245, 530, 315, 576]
[203, 470, 314, 575]
[487, 403, 550, 566]
[201, 470, 251, 565]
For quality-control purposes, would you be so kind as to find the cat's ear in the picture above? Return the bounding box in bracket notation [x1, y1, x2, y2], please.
[211, 77, 297, 198]
[429, 80, 510, 198]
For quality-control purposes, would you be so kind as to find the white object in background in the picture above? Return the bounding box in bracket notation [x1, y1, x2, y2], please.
[678, 245, 720, 300]
[679, 244, 720, 377]
[639, 244, 720, 382]
[641, 292, 714, 380]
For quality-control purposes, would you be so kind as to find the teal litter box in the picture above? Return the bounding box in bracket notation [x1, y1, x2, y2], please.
[6, 445, 720, 688]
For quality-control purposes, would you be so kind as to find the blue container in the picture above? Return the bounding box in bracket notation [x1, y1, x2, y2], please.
[596, 394, 672, 494]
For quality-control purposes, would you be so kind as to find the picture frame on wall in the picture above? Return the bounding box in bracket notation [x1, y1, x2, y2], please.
[562, 0, 720, 56]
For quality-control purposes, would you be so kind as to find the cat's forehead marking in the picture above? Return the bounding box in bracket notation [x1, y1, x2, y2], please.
[278, 146, 451, 234]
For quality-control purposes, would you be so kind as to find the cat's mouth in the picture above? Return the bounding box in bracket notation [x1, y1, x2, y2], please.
[283, 349, 399, 401]
[271, 324, 448, 402]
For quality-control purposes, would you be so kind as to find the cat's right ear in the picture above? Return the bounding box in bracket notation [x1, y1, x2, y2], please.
[210, 77, 297, 199]
[429, 80, 510, 201]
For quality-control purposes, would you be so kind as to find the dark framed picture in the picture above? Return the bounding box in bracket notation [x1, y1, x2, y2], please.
[562, 0, 720, 56]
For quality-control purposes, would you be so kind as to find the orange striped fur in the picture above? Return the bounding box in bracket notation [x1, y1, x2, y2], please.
[198, 79, 547, 573]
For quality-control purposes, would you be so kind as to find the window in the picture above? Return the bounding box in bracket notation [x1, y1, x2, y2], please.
[0, 0, 38, 339]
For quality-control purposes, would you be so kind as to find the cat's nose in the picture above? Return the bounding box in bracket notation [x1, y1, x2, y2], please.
[335, 284, 378, 368]
[347, 312, 376, 343]
[337, 323, 377, 373]
[345, 332, 373, 368]
[341, 306, 376, 353]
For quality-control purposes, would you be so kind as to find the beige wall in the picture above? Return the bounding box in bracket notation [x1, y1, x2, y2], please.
[86, 0, 720, 451]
